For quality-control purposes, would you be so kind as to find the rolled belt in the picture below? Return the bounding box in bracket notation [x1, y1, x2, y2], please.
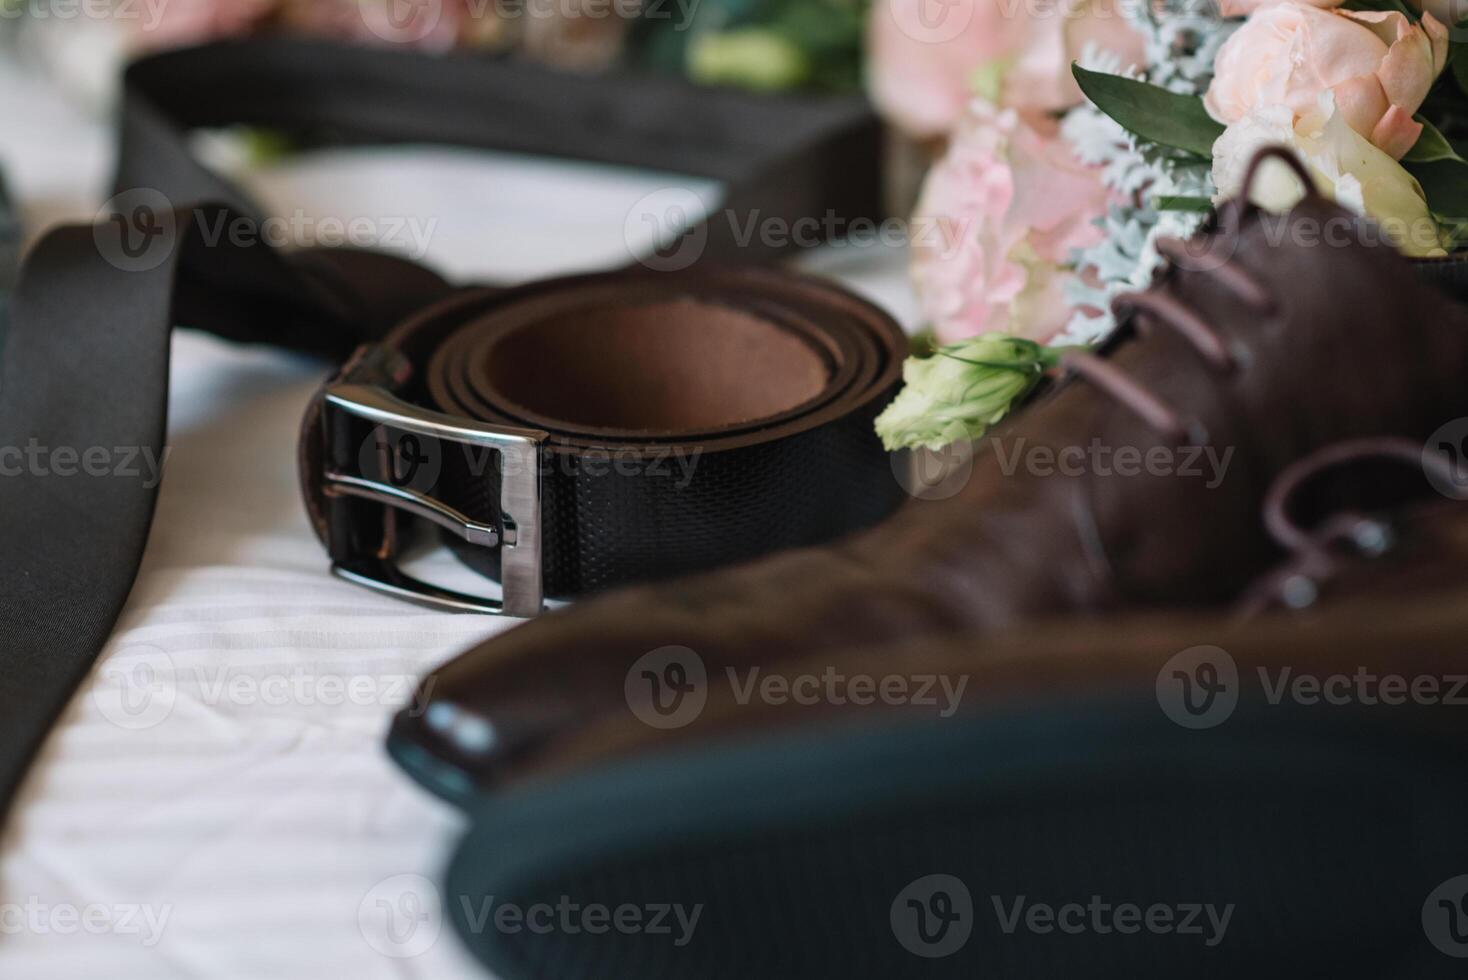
[300, 267, 907, 613]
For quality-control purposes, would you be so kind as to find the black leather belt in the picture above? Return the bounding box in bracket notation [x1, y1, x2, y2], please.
[301, 268, 905, 612]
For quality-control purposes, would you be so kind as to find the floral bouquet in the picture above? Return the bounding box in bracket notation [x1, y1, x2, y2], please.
[870, 0, 1468, 449]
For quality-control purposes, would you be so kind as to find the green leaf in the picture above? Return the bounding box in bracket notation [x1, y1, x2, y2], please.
[1433, 212, 1468, 250]
[1153, 195, 1214, 213]
[1405, 117, 1466, 164]
[1405, 158, 1468, 220]
[1072, 64, 1225, 158]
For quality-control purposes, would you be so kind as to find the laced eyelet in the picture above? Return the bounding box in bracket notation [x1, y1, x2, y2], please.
[1153, 236, 1274, 316]
[1236, 437, 1458, 617]
[1279, 574, 1319, 610]
[1112, 290, 1236, 373]
[1263, 438, 1445, 558]
[1059, 352, 1188, 442]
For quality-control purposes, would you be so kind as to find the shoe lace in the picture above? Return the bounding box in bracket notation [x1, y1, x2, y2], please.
[1236, 437, 1459, 615]
[1060, 147, 1315, 442]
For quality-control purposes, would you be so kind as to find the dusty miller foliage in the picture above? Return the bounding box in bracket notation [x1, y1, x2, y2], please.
[1057, 0, 1236, 344]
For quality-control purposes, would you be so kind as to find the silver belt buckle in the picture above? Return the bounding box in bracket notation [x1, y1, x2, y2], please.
[320, 357, 547, 618]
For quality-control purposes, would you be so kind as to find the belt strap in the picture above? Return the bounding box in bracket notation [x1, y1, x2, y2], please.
[302, 268, 904, 606]
[0, 39, 886, 818]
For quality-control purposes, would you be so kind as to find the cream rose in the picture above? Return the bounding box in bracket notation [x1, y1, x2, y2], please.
[1211, 95, 1447, 257]
[1205, 2, 1447, 160]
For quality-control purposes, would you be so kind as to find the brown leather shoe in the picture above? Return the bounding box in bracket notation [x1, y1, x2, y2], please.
[428, 433, 1468, 786]
[504, 584, 1468, 789]
[389, 148, 1468, 803]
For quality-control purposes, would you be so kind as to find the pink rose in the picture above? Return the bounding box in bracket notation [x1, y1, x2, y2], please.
[868, 0, 1146, 138]
[1205, 2, 1447, 160]
[910, 105, 1108, 344]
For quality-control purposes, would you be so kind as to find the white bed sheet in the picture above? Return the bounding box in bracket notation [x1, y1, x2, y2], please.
[0, 56, 917, 979]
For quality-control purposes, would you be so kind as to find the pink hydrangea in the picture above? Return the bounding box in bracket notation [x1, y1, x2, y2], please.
[910, 104, 1109, 345]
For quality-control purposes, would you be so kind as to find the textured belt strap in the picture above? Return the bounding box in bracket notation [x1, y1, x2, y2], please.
[300, 268, 905, 606]
[0, 39, 887, 820]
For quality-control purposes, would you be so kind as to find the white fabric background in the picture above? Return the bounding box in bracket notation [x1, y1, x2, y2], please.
[0, 52, 917, 979]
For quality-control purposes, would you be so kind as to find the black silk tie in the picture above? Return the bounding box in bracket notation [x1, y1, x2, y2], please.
[0, 39, 883, 820]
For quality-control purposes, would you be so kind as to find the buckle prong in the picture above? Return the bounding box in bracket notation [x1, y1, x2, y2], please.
[324, 472, 501, 548]
[321, 380, 547, 618]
